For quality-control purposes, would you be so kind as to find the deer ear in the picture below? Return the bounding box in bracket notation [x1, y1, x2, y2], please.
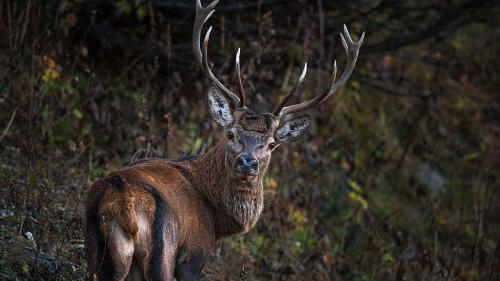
[275, 115, 311, 143]
[207, 87, 234, 127]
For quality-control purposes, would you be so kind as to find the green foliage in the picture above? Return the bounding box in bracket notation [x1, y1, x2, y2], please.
[116, 0, 146, 21]
[1, 0, 499, 280]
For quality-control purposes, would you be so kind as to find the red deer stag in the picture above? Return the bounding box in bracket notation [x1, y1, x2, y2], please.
[85, 0, 364, 280]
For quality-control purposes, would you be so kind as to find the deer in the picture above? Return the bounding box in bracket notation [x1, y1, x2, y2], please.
[84, 0, 364, 280]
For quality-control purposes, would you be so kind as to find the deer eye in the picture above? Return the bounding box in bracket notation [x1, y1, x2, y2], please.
[227, 131, 235, 140]
[268, 142, 276, 150]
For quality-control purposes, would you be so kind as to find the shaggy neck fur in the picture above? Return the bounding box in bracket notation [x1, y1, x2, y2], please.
[191, 141, 264, 239]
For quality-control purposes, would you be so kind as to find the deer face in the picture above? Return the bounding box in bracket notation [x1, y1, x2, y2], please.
[207, 87, 311, 182]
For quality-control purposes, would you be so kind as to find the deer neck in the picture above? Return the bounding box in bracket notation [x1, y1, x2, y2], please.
[191, 141, 264, 240]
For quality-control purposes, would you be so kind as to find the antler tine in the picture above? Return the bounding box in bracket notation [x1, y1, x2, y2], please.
[193, 0, 241, 107]
[272, 63, 308, 115]
[236, 48, 246, 108]
[276, 25, 364, 117]
[193, 0, 219, 65]
[202, 27, 241, 106]
[326, 60, 338, 98]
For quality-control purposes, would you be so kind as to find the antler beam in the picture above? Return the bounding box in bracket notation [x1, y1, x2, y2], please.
[202, 27, 241, 106]
[193, 0, 246, 109]
[235, 48, 246, 108]
[193, 0, 218, 65]
[272, 63, 308, 115]
[275, 25, 365, 117]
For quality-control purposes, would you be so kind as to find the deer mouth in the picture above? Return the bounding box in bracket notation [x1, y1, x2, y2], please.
[235, 171, 257, 182]
[235, 187, 259, 194]
[234, 186, 261, 197]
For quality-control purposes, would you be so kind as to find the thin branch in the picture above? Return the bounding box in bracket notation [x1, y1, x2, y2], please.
[0, 109, 17, 142]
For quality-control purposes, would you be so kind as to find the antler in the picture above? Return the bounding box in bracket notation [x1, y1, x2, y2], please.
[272, 63, 308, 115]
[193, 0, 246, 108]
[235, 48, 246, 108]
[274, 25, 365, 117]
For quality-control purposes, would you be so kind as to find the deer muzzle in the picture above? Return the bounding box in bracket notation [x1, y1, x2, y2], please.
[235, 155, 259, 176]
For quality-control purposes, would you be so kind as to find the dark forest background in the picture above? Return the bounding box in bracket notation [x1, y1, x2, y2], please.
[1, 0, 499, 280]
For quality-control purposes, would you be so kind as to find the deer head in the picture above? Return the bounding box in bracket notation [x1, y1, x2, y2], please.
[193, 0, 364, 187]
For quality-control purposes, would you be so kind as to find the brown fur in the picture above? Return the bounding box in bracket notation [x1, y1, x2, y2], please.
[233, 109, 278, 133]
[85, 110, 288, 280]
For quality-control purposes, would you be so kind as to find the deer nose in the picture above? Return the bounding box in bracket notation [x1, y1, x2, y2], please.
[235, 155, 258, 175]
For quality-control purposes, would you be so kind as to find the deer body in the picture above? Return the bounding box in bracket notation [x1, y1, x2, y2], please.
[85, 0, 364, 280]
[86, 140, 266, 280]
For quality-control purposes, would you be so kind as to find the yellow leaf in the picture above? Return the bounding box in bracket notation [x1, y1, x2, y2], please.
[49, 69, 60, 80]
[47, 58, 56, 68]
[266, 177, 278, 190]
[73, 109, 83, 119]
[288, 207, 307, 227]
[193, 138, 202, 152]
[382, 252, 393, 262]
[351, 80, 360, 90]
[348, 191, 368, 210]
[348, 179, 363, 193]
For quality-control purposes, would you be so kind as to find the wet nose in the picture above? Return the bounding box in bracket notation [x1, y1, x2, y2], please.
[235, 155, 258, 175]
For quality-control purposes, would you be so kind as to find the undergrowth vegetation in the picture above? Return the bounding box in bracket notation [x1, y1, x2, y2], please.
[1, 0, 499, 280]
